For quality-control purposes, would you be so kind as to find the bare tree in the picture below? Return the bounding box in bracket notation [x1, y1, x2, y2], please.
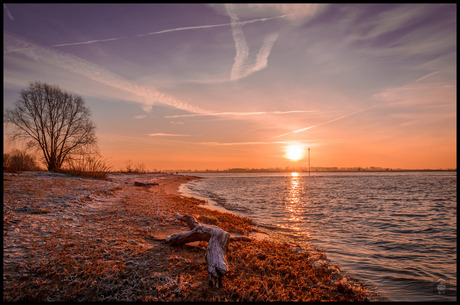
[4, 81, 97, 172]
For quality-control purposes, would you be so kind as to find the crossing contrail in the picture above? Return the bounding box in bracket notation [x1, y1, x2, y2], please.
[225, 4, 281, 81]
[273, 106, 377, 139]
[53, 14, 288, 48]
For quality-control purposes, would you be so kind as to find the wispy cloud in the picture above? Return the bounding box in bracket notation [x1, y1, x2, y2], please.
[4, 32, 315, 124]
[223, 3, 323, 81]
[210, 4, 324, 25]
[165, 110, 311, 119]
[51, 4, 323, 83]
[349, 5, 432, 42]
[4, 32, 206, 115]
[147, 133, 189, 137]
[3, 4, 14, 21]
[226, 4, 280, 81]
[199, 139, 315, 148]
[200, 140, 294, 146]
[273, 106, 377, 139]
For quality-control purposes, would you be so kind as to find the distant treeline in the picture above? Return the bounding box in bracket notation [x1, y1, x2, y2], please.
[176, 167, 456, 173]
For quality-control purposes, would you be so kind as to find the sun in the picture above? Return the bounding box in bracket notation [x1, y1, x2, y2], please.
[285, 144, 305, 161]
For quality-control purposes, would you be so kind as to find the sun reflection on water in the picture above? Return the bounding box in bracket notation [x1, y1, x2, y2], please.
[286, 173, 303, 226]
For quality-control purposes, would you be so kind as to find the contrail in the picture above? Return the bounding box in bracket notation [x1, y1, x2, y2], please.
[3, 4, 14, 21]
[226, 4, 281, 81]
[53, 14, 288, 48]
[200, 140, 294, 146]
[273, 106, 377, 139]
[5, 32, 207, 115]
[226, 4, 249, 81]
[165, 110, 310, 119]
[147, 133, 189, 137]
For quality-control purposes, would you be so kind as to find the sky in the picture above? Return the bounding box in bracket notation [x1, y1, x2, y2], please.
[3, 3, 457, 171]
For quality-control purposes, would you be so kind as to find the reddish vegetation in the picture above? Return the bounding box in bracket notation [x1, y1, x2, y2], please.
[3, 172, 381, 301]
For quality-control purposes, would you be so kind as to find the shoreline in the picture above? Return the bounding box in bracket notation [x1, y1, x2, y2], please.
[177, 169, 456, 174]
[3, 171, 387, 301]
[177, 174, 390, 302]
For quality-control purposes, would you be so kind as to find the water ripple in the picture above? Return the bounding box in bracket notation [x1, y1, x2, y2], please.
[182, 171, 456, 302]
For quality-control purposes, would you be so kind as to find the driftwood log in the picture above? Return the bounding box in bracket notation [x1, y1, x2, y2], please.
[134, 181, 159, 187]
[166, 213, 230, 288]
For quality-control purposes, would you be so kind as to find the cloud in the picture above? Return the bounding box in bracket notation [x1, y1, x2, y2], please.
[4, 32, 315, 126]
[350, 5, 432, 42]
[342, 4, 455, 63]
[211, 4, 324, 25]
[199, 139, 313, 146]
[53, 14, 288, 48]
[53, 36, 130, 48]
[165, 110, 311, 119]
[225, 4, 281, 81]
[224, 4, 324, 81]
[53, 24, 229, 48]
[374, 82, 455, 109]
[4, 32, 206, 115]
[147, 133, 189, 137]
[51, 4, 323, 83]
[200, 141, 287, 146]
[3, 4, 14, 21]
[273, 106, 377, 139]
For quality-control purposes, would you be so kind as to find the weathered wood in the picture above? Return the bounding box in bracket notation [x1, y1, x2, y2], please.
[166, 213, 230, 288]
[206, 227, 229, 288]
[173, 212, 199, 230]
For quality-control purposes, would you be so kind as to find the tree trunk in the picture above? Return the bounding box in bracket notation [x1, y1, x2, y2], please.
[47, 161, 58, 172]
[166, 213, 230, 288]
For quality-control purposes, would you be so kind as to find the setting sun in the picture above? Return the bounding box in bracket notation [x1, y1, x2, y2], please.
[285, 144, 305, 161]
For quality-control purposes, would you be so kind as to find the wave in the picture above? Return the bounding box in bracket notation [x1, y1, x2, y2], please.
[180, 172, 457, 302]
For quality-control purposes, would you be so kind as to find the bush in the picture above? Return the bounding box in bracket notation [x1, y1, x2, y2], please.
[60, 154, 112, 180]
[123, 160, 147, 174]
[3, 149, 40, 171]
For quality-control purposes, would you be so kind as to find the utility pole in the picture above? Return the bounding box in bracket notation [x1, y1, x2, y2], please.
[308, 147, 311, 176]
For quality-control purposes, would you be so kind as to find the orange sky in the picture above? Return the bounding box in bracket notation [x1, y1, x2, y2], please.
[3, 4, 457, 171]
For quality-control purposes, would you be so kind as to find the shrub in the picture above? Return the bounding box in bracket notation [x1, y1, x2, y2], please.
[123, 160, 147, 173]
[60, 153, 112, 179]
[3, 149, 40, 171]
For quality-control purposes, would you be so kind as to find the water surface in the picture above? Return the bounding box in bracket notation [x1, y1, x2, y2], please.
[181, 171, 456, 302]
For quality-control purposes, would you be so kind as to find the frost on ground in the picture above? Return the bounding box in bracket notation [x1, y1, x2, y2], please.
[3, 171, 196, 301]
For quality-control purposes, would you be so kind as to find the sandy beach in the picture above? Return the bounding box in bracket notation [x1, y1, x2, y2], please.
[3, 171, 383, 301]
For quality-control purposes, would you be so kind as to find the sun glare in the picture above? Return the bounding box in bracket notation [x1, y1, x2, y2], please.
[285, 144, 305, 161]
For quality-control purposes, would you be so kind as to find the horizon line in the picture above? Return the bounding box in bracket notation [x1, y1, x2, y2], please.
[113, 166, 457, 173]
